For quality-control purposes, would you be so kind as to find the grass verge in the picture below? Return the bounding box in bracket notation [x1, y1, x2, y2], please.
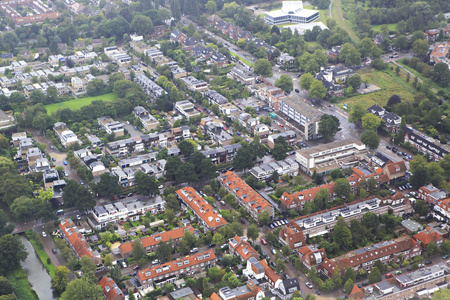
[7, 269, 40, 300]
[394, 61, 450, 94]
[332, 0, 359, 43]
[230, 52, 254, 67]
[26, 230, 56, 278]
[45, 93, 118, 114]
[371, 23, 397, 32]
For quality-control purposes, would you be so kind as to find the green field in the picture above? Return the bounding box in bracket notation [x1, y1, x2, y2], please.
[303, 5, 328, 24]
[371, 23, 398, 32]
[339, 69, 415, 110]
[28, 237, 56, 278]
[45, 93, 118, 114]
[7, 269, 39, 300]
[230, 52, 254, 67]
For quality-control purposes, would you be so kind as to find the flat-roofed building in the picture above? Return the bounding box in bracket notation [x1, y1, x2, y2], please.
[174, 100, 201, 119]
[264, 1, 319, 25]
[97, 116, 124, 137]
[53, 122, 80, 148]
[133, 106, 159, 131]
[181, 76, 208, 92]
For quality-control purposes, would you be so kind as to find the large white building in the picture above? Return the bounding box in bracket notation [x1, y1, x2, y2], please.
[264, 1, 319, 25]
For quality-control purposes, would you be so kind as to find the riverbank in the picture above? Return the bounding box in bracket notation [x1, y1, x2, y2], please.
[25, 230, 56, 278]
[6, 269, 40, 300]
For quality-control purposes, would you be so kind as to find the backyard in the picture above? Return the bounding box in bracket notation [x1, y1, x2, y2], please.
[45, 93, 118, 114]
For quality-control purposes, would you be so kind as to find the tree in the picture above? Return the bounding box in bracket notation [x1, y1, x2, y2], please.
[176, 163, 198, 183]
[135, 171, 159, 197]
[340, 43, 361, 66]
[441, 240, 450, 254]
[387, 95, 401, 107]
[308, 79, 327, 99]
[0, 234, 28, 274]
[360, 130, 380, 150]
[362, 113, 382, 130]
[212, 233, 225, 246]
[258, 210, 271, 226]
[272, 136, 288, 160]
[132, 240, 147, 266]
[130, 15, 153, 36]
[368, 266, 382, 284]
[333, 217, 352, 249]
[157, 241, 173, 262]
[362, 212, 379, 232]
[349, 103, 367, 124]
[344, 268, 356, 283]
[415, 199, 430, 216]
[432, 62, 450, 87]
[233, 146, 254, 171]
[344, 279, 354, 295]
[346, 75, 361, 90]
[432, 289, 450, 300]
[247, 223, 259, 241]
[412, 39, 429, 58]
[171, 0, 182, 20]
[207, 266, 221, 281]
[314, 188, 329, 210]
[275, 75, 293, 93]
[61, 275, 103, 300]
[165, 208, 176, 226]
[104, 254, 114, 269]
[63, 180, 95, 213]
[94, 173, 120, 198]
[254, 59, 273, 77]
[0, 210, 13, 238]
[52, 266, 70, 294]
[178, 140, 195, 157]
[318, 114, 340, 140]
[204, 0, 217, 14]
[300, 73, 315, 90]
[276, 258, 286, 273]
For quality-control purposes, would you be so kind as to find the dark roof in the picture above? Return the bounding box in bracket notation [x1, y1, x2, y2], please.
[1, 53, 13, 59]
[403, 126, 450, 158]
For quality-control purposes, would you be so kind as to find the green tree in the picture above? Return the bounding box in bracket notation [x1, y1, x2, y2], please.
[233, 146, 255, 171]
[63, 180, 95, 213]
[254, 59, 273, 77]
[176, 163, 198, 183]
[207, 266, 222, 281]
[212, 233, 225, 246]
[340, 43, 361, 66]
[132, 240, 147, 266]
[130, 15, 153, 36]
[276, 258, 286, 273]
[61, 275, 103, 300]
[178, 140, 195, 157]
[275, 75, 293, 93]
[308, 79, 327, 99]
[300, 73, 315, 90]
[246, 223, 259, 241]
[204, 0, 217, 14]
[135, 171, 159, 197]
[0, 234, 28, 274]
[368, 266, 382, 284]
[361, 212, 379, 232]
[441, 240, 450, 254]
[344, 279, 354, 295]
[0, 210, 13, 238]
[432, 289, 450, 300]
[360, 130, 380, 150]
[333, 217, 352, 249]
[318, 114, 340, 140]
[52, 265, 70, 294]
[272, 136, 288, 160]
[347, 75, 361, 90]
[412, 39, 429, 58]
[171, 0, 182, 20]
[344, 268, 356, 283]
[258, 210, 271, 226]
[362, 113, 382, 130]
[93, 173, 120, 198]
[415, 199, 430, 216]
[314, 188, 329, 210]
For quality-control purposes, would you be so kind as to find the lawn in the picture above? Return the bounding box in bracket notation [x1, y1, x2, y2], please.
[339, 69, 415, 110]
[28, 237, 56, 278]
[230, 52, 254, 67]
[394, 61, 450, 94]
[306, 41, 322, 49]
[303, 5, 329, 24]
[7, 269, 40, 300]
[45, 93, 118, 114]
[371, 23, 398, 32]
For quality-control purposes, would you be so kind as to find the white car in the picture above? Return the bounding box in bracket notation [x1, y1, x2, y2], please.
[158, 185, 164, 189]
[305, 282, 313, 289]
[42, 231, 47, 238]
[152, 259, 160, 265]
[190, 248, 198, 253]
[271, 248, 276, 255]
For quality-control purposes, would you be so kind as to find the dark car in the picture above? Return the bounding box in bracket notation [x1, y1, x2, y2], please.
[208, 243, 216, 248]
[133, 265, 140, 270]
[119, 195, 126, 199]
[295, 89, 300, 93]
[127, 193, 133, 197]
[229, 167, 235, 171]
[52, 248, 57, 254]
[270, 261, 276, 268]
[240, 219, 245, 224]
[221, 169, 227, 173]
[425, 260, 433, 265]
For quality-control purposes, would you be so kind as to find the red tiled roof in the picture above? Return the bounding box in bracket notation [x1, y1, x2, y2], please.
[228, 236, 260, 261]
[98, 276, 124, 300]
[413, 227, 443, 246]
[210, 292, 221, 300]
[137, 250, 216, 283]
[348, 284, 365, 300]
[259, 259, 280, 285]
[385, 161, 406, 175]
[220, 171, 273, 215]
[176, 187, 227, 229]
[119, 226, 195, 255]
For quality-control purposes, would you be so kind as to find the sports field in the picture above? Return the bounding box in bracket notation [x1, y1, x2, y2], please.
[45, 93, 118, 114]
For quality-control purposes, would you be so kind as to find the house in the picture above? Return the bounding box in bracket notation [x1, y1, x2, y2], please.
[73, 41, 85, 50]
[413, 227, 444, 249]
[249, 158, 298, 180]
[278, 221, 306, 249]
[133, 106, 159, 131]
[383, 160, 406, 181]
[204, 90, 228, 106]
[367, 104, 401, 133]
[97, 116, 124, 137]
[0, 109, 15, 129]
[119, 226, 194, 258]
[136, 250, 216, 289]
[98, 276, 125, 300]
[228, 236, 260, 262]
[297, 244, 326, 269]
[267, 130, 298, 149]
[176, 187, 228, 232]
[429, 43, 450, 67]
[170, 30, 187, 44]
[253, 124, 270, 139]
[315, 69, 344, 97]
[74, 148, 106, 176]
[209, 52, 228, 68]
[276, 279, 300, 300]
[135, 74, 166, 99]
[218, 281, 264, 300]
[181, 76, 208, 92]
[403, 126, 450, 161]
[418, 184, 447, 204]
[171, 66, 187, 79]
[220, 171, 274, 221]
[53, 122, 80, 148]
[228, 66, 255, 85]
[174, 100, 201, 120]
[277, 53, 295, 68]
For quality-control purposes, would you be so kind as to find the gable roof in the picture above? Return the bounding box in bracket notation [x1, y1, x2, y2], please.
[348, 284, 365, 300]
[385, 161, 406, 175]
[98, 276, 125, 300]
[413, 226, 443, 246]
[228, 236, 260, 261]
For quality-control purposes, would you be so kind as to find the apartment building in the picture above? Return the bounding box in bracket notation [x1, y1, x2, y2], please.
[250, 158, 299, 180]
[53, 122, 80, 148]
[136, 250, 217, 289]
[88, 197, 166, 230]
[59, 219, 103, 271]
[433, 198, 450, 222]
[119, 226, 194, 258]
[74, 148, 106, 176]
[181, 76, 208, 92]
[264, 1, 319, 25]
[228, 236, 260, 262]
[220, 171, 274, 221]
[133, 106, 159, 131]
[267, 130, 298, 149]
[278, 95, 322, 140]
[256, 85, 285, 110]
[295, 139, 367, 176]
[135, 74, 166, 98]
[204, 89, 229, 106]
[174, 100, 201, 120]
[201, 143, 241, 164]
[176, 187, 228, 232]
[171, 66, 187, 79]
[228, 65, 255, 85]
[97, 116, 124, 137]
[284, 196, 412, 238]
[403, 126, 450, 161]
[418, 183, 447, 204]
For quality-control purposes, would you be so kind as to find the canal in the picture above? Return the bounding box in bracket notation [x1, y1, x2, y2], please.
[19, 235, 57, 300]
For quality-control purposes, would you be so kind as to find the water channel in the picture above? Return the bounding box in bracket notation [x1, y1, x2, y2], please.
[19, 235, 57, 300]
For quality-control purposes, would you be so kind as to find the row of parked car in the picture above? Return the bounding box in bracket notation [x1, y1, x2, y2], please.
[269, 219, 289, 229]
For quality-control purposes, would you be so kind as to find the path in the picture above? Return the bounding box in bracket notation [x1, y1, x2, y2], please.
[329, 0, 332, 17]
[333, 0, 359, 42]
[391, 61, 438, 93]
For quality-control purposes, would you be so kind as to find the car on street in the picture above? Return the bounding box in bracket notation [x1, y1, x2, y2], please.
[395, 271, 402, 275]
[158, 185, 164, 189]
[80, 181, 84, 185]
[425, 260, 433, 265]
[385, 273, 393, 279]
[443, 255, 449, 259]
[240, 219, 245, 224]
[119, 195, 126, 199]
[269, 223, 274, 229]
[271, 248, 276, 255]
[77, 215, 81, 220]
[152, 259, 160, 265]
[52, 248, 57, 254]
[64, 172, 68, 177]
[190, 248, 199, 253]
[51, 157, 56, 162]
[208, 243, 216, 248]
[133, 265, 140, 270]
[270, 261, 276, 268]
[305, 282, 313, 289]
[418, 263, 424, 268]
[220, 200, 226, 206]
[261, 238, 267, 245]
[42, 231, 47, 238]
[127, 193, 133, 197]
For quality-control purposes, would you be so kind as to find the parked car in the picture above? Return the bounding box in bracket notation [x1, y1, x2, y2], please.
[261, 238, 267, 245]
[269, 223, 274, 229]
[418, 263, 424, 268]
[42, 231, 47, 238]
[152, 259, 159, 265]
[425, 260, 433, 265]
[305, 282, 313, 289]
[270, 261, 276, 268]
[158, 185, 164, 189]
[443, 255, 449, 259]
[190, 248, 198, 253]
[133, 265, 140, 270]
[208, 243, 216, 248]
[220, 200, 226, 206]
[385, 273, 393, 279]
[119, 195, 126, 199]
[63, 160, 68, 165]
[127, 193, 133, 197]
[52, 248, 57, 254]
[271, 248, 276, 255]
[395, 271, 402, 275]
